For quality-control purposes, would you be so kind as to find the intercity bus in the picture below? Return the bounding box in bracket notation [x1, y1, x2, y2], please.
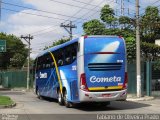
[33, 36, 128, 107]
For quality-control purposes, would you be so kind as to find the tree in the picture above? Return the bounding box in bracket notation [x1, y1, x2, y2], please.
[119, 16, 134, 29]
[141, 6, 160, 43]
[44, 38, 70, 50]
[83, 19, 105, 35]
[100, 5, 116, 28]
[82, 4, 160, 63]
[0, 33, 28, 69]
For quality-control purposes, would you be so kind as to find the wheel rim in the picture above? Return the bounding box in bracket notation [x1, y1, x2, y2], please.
[37, 90, 40, 96]
[58, 91, 62, 103]
[64, 91, 67, 105]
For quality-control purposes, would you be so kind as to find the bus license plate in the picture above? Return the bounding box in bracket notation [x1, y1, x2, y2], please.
[102, 94, 111, 97]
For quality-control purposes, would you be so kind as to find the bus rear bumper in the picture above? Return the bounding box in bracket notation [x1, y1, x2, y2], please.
[79, 89, 127, 102]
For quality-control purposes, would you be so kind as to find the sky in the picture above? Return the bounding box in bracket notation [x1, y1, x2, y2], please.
[0, 0, 159, 59]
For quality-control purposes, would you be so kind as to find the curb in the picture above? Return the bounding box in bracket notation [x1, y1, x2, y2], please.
[127, 96, 154, 101]
[0, 88, 11, 91]
[0, 102, 16, 109]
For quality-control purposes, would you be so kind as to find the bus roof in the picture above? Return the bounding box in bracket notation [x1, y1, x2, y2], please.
[36, 35, 123, 58]
[36, 38, 79, 58]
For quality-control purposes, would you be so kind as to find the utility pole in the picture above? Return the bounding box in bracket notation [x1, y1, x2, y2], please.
[136, 0, 141, 97]
[0, 0, 2, 21]
[21, 34, 33, 90]
[121, 0, 124, 16]
[60, 21, 76, 40]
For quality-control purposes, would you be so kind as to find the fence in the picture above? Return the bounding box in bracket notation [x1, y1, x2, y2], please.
[0, 70, 34, 88]
[0, 62, 160, 97]
[127, 61, 160, 96]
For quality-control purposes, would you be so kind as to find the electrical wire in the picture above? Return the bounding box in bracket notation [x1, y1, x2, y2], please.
[48, 0, 98, 12]
[2, 1, 87, 21]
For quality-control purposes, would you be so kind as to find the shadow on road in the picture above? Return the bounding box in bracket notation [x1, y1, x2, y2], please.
[41, 96, 58, 103]
[42, 96, 151, 111]
[74, 101, 151, 111]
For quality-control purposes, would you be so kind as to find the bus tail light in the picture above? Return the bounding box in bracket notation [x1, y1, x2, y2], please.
[84, 35, 88, 39]
[80, 73, 89, 91]
[123, 72, 128, 89]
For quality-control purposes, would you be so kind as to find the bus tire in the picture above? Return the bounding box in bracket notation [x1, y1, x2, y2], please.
[99, 102, 110, 106]
[64, 90, 73, 108]
[37, 89, 43, 100]
[58, 90, 64, 105]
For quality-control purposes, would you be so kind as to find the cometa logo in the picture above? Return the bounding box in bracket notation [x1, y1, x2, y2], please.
[40, 72, 47, 78]
[90, 76, 121, 83]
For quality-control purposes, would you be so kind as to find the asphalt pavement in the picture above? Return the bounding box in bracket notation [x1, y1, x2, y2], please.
[0, 90, 160, 120]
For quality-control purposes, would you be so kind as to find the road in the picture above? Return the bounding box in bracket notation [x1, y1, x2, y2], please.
[0, 90, 160, 120]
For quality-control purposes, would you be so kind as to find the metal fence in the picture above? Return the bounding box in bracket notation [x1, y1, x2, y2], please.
[127, 62, 145, 94]
[124, 61, 160, 97]
[151, 62, 160, 96]
[0, 62, 159, 97]
[0, 70, 33, 88]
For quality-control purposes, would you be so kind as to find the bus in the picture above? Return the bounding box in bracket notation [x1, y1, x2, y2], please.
[33, 35, 128, 107]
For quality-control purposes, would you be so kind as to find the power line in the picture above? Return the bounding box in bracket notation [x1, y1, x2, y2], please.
[49, 0, 98, 12]
[32, 0, 92, 36]
[32, 25, 61, 36]
[2, 7, 71, 21]
[139, 0, 160, 16]
[32, 0, 123, 38]
[71, 0, 100, 8]
[30, 0, 94, 36]
[2, 1, 87, 21]
[0, 0, 1, 21]
[33, 27, 64, 36]
[33, 0, 136, 38]
[63, 0, 93, 23]
[74, 0, 119, 23]
[73, 0, 107, 23]
[60, 21, 77, 39]
[29, 0, 125, 37]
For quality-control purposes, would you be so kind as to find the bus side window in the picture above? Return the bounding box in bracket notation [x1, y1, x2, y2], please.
[51, 62, 55, 68]
[64, 47, 71, 65]
[71, 43, 78, 62]
[53, 49, 64, 67]
[46, 54, 52, 69]
[64, 42, 78, 65]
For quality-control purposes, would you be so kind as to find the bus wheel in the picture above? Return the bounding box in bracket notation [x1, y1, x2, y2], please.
[58, 90, 64, 105]
[99, 102, 110, 107]
[37, 89, 43, 100]
[64, 90, 73, 108]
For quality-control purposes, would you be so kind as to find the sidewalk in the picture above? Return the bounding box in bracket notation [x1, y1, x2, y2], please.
[127, 94, 154, 101]
[0, 85, 11, 91]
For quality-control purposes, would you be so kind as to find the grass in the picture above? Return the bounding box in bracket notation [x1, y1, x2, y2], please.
[0, 96, 14, 106]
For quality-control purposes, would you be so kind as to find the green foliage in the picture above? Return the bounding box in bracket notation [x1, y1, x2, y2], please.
[125, 37, 136, 63]
[10, 53, 26, 68]
[141, 42, 160, 61]
[125, 37, 160, 63]
[100, 5, 116, 27]
[83, 19, 105, 35]
[82, 4, 160, 63]
[119, 16, 134, 29]
[0, 33, 28, 69]
[152, 61, 160, 70]
[140, 6, 160, 43]
[44, 38, 70, 50]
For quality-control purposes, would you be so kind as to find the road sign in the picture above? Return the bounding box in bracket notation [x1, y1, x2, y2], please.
[0, 40, 6, 52]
